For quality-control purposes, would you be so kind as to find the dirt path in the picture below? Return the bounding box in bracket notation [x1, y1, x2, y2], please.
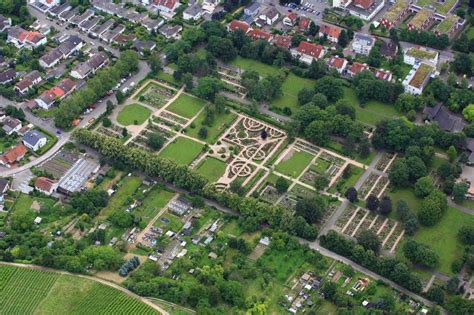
[0, 261, 169, 315]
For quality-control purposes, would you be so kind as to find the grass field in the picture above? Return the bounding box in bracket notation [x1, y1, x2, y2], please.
[117, 104, 152, 126]
[230, 56, 281, 77]
[467, 27, 474, 40]
[196, 157, 227, 182]
[187, 110, 237, 144]
[275, 150, 313, 178]
[0, 265, 157, 314]
[388, 188, 423, 212]
[272, 74, 315, 114]
[98, 176, 142, 219]
[159, 137, 204, 165]
[412, 207, 474, 275]
[343, 88, 401, 126]
[135, 188, 175, 222]
[415, 0, 456, 14]
[166, 94, 205, 119]
[329, 166, 364, 194]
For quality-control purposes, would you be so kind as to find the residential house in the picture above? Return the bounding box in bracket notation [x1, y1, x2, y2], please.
[159, 25, 182, 40]
[351, 33, 375, 56]
[283, 12, 298, 26]
[402, 63, 435, 95]
[35, 90, 58, 110]
[347, 0, 385, 21]
[7, 26, 47, 49]
[2, 117, 21, 135]
[15, 70, 42, 94]
[261, 7, 279, 25]
[319, 24, 342, 43]
[380, 0, 410, 29]
[434, 14, 464, 37]
[71, 52, 108, 79]
[38, 0, 60, 8]
[113, 33, 137, 45]
[347, 62, 369, 77]
[70, 9, 94, 26]
[244, 2, 260, 17]
[80, 16, 103, 33]
[132, 40, 157, 56]
[407, 8, 435, 32]
[57, 79, 76, 98]
[327, 56, 348, 73]
[247, 29, 272, 42]
[0, 178, 8, 203]
[100, 25, 125, 43]
[183, 4, 203, 21]
[39, 49, 63, 69]
[291, 41, 325, 64]
[59, 7, 79, 22]
[142, 18, 164, 32]
[465, 138, 474, 165]
[228, 20, 250, 33]
[298, 16, 311, 32]
[23, 130, 48, 152]
[90, 19, 114, 38]
[403, 47, 438, 66]
[48, 3, 71, 17]
[374, 69, 392, 81]
[202, 0, 220, 14]
[0, 69, 15, 85]
[380, 39, 398, 59]
[0, 144, 27, 167]
[39, 35, 83, 69]
[423, 103, 466, 133]
[0, 15, 12, 33]
[272, 35, 292, 50]
[153, 0, 180, 19]
[35, 177, 57, 195]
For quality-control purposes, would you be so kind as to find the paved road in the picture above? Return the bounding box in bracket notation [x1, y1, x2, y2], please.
[0, 261, 168, 315]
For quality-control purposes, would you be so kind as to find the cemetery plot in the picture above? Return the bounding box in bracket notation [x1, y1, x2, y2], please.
[359, 173, 381, 200]
[371, 176, 389, 198]
[38, 149, 79, 179]
[136, 82, 176, 108]
[375, 152, 396, 172]
[293, 139, 320, 155]
[383, 224, 405, 252]
[97, 123, 127, 139]
[223, 116, 286, 163]
[335, 204, 358, 229]
[341, 207, 367, 236]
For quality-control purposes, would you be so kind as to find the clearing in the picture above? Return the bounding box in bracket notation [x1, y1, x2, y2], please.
[117, 104, 152, 126]
[158, 137, 204, 165]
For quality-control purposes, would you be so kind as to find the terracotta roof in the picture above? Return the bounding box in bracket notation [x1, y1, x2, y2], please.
[2, 144, 27, 164]
[299, 17, 310, 30]
[353, 0, 374, 10]
[229, 20, 250, 33]
[287, 12, 298, 22]
[374, 69, 392, 81]
[247, 29, 272, 41]
[154, 0, 177, 9]
[35, 177, 56, 192]
[50, 86, 65, 98]
[297, 41, 324, 58]
[273, 35, 292, 49]
[348, 62, 369, 74]
[319, 24, 342, 39]
[327, 56, 347, 69]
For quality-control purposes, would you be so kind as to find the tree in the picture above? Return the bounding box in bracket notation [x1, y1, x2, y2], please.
[311, 93, 328, 109]
[458, 225, 474, 245]
[394, 94, 423, 113]
[446, 277, 460, 294]
[102, 118, 112, 127]
[427, 286, 444, 305]
[147, 132, 165, 151]
[314, 77, 344, 102]
[275, 176, 289, 193]
[447, 145, 457, 162]
[147, 53, 162, 74]
[403, 239, 439, 269]
[418, 190, 448, 226]
[122, 127, 128, 137]
[229, 179, 245, 196]
[463, 104, 474, 122]
[295, 196, 327, 224]
[198, 127, 208, 139]
[345, 187, 358, 202]
[414, 176, 435, 198]
[321, 282, 337, 300]
[298, 87, 314, 105]
[389, 159, 409, 187]
[314, 175, 329, 191]
[452, 182, 468, 203]
[305, 120, 331, 146]
[194, 77, 223, 101]
[356, 230, 381, 254]
[338, 30, 348, 48]
[366, 194, 379, 211]
[407, 156, 427, 182]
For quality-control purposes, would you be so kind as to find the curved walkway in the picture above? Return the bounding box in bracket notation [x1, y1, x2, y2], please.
[0, 261, 168, 315]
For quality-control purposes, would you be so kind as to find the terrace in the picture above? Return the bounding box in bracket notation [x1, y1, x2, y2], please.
[435, 14, 458, 34]
[406, 47, 437, 60]
[384, 0, 409, 22]
[408, 9, 433, 29]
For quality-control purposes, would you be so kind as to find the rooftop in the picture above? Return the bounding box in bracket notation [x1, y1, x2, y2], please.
[435, 14, 459, 34]
[408, 8, 434, 29]
[384, 0, 409, 22]
[409, 63, 433, 88]
[406, 47, 437, 60]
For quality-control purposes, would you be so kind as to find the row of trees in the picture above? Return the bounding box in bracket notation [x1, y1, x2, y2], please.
[73, 129, 318, 240]
[54, 51, 139, 128]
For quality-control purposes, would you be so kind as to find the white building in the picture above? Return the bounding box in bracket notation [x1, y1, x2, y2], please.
[402, 63, 435, 95]
[183, 4, 203, 21]
[23, 130, 48, 151]
[403, 47, 439, 66]
[351, 33, 375, 56]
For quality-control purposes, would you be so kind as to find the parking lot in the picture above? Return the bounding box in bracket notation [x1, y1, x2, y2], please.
[269, 0, 331, 25]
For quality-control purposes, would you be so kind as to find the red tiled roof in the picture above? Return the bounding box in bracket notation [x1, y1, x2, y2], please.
[374, 69, 392, 81]
[287, 12, 298, 22]
[35, 177, 56, 192]
[353, 0, 375, 10]
[297, 41, 324, 58]
[299, 17, 310, 30]
[320, 24, 342, 39]
[273, 35, 292, 49]
[247, 29, 272, 41]
[2, 144, 27, 164]
[154, 0, 177, 9]
[229, 20, 250, 33]
[349, 62, 369, 74]
[327, 56, 347, 69]
[50, 86, 65, 98]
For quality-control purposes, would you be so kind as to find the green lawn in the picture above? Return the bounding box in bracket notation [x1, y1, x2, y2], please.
[275, 150, 313, 178]
[230, 56, 280, 77]
[329, 166, 364, 194]
[467, 27, 474, 40]
[98, 176, 142, 219]
[117, 104, 152, 126]
[158, 137, 204, 165]
[196, 157, 227, 182]
[135, 188, 175, 221]
[271, 74, 315, 114]
[343, 88, 402, 126]
[166, 94, 205, 119]
[412, 207, 474, 275]
[187, 110, 237, 144]
[415, 0, 456, 14]
[388, 188, 423, 212]
[156, 71, 179, 86]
